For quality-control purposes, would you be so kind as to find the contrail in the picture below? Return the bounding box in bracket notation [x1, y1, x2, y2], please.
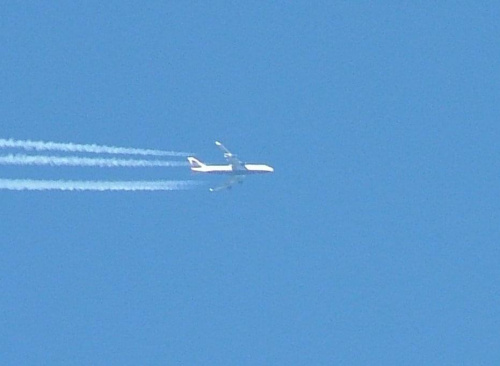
[0, 138, 191, 157]
[0, 179, 199, 191]
[0, 154, 188, 168]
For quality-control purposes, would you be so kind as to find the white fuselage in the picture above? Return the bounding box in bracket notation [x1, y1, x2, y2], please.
[191, 164, 274, 175]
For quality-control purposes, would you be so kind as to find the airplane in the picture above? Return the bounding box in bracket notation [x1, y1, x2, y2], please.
[187, 141, 274, 192]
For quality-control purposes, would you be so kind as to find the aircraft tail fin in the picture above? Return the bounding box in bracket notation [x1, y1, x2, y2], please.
[187, 157, 205, 168]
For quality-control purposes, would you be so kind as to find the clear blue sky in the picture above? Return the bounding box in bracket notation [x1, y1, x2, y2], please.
[1, 2, 499, 364]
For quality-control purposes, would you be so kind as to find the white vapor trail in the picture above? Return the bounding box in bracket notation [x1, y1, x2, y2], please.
[0, 138, 191, 157]
[0, 179, 199, 191]
[0, 154, 188, 168]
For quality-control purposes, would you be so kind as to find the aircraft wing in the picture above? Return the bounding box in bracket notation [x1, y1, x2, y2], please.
[215, 141, 245, 171]
[209, 175, 245, 192]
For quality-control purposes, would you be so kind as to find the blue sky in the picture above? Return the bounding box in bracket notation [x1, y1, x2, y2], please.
[1, 2, 499, 364]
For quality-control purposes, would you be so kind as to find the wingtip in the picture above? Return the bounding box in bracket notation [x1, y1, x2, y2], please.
[215, 141, 221, 146]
